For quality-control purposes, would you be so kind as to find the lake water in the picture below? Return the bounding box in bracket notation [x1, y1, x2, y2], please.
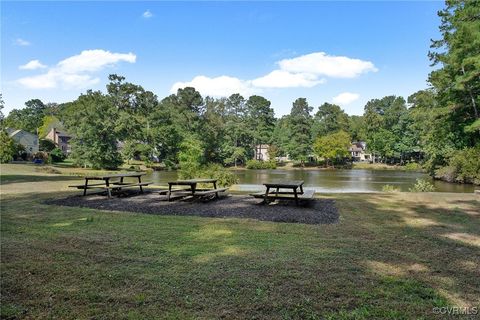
[147, 169, 475, 193]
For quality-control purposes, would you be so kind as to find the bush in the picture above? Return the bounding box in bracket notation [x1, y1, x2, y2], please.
[178, 163, 238, 187]
[50, 147, 66, 162]
[409, 179, 435, 192]
[246, 159, 277, 169]
[382, 184, 400, 192]
[201, 163, 238, 187]
[32, 151, 51, 164]
[435, 146, 480, 185]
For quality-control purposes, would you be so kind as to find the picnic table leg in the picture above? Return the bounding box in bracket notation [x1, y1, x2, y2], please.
[213, 181, 219, 198]
[106, 179, 111, 198]
[264, 186, 270, 204]
[191, 183, 197, 196]
[168, 183, 172, 201]
[83, 178, 89, 196]
[300, 184, 304, 194]
[294, 187, 299, 205]
[138, 176, 144, 193]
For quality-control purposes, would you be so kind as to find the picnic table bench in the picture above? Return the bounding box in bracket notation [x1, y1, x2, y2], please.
[250, 180, 315, 205]
[160, 179, 227, 201]
[69, 172, 150, 198]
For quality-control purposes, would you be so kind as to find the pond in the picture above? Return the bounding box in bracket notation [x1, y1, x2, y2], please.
[147, 169, 475, 193]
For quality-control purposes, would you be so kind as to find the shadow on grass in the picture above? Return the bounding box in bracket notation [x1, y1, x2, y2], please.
[1, 191, 479, 319]
[0, 174, 81, 185]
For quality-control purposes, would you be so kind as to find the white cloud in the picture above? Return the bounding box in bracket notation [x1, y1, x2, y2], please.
[278, 52, 377, 78]
[15, 38, 31, 46]
[57, 50, 136, 73]
[143, 10, 153, 18]
[171, 51, 377, 98]
[17, 49, 136, 89]
[19, 60, 47, 70]
[251, 70, 324, 88]
[171, 75, 255, 97]
[332, 92, 360, 106]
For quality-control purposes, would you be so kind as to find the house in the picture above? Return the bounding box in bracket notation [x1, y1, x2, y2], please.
[349, 141, 371, 162]
[6, 128, 39, 155]
[254, 144, 270, 161]
[46, 128, 72, 154]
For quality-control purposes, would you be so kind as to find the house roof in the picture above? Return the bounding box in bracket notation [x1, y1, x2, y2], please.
[8, 129, 37, 139]
[349, 146, 363, 152]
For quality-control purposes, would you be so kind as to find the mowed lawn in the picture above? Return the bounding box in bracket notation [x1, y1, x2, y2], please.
[1, 164, 479, 319]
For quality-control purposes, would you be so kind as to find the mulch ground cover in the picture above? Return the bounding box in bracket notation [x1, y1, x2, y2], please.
[46, 191, 339, 225]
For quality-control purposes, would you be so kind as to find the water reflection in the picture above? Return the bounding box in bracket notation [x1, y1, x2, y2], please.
[147, 169, 474, 193]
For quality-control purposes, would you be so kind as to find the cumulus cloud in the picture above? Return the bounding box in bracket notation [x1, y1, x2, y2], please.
[251, 70, 324, 88]
[143, 10, 153, 18]
[17, 49, 136, 89]
[278, 52, 377, 78]
[332, 92, 360, 106]
[15, 38, 31, 46]
[171, 51, 377, 97]
[19, 60, 47, 70]
[171, 75, 255, 97]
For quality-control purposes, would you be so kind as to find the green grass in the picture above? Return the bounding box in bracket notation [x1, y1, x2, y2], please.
[1, 164, 479, 319]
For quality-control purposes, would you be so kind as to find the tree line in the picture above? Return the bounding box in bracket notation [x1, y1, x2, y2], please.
[1, 0, 478, 184]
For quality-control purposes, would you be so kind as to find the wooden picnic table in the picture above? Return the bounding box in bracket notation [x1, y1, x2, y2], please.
[165, 179, 226, 201]
[69, 172, 149, 198]
[251, 180, 315, 205]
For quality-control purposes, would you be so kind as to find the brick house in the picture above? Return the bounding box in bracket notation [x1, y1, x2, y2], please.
[46, 128, 72, 154]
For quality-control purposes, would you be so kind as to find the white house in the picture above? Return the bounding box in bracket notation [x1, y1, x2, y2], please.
[254, 144, 270, 161]
[349, 141, 371, 162]
[6, 128, 39, 155]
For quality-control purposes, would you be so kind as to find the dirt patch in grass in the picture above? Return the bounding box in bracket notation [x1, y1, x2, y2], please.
[45, 192, 339, 225]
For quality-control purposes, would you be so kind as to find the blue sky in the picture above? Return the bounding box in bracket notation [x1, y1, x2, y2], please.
[1, 1, 444, 116]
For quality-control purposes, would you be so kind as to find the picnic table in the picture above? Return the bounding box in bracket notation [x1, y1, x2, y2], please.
[250, 180, 315, 205]
[162, 179, 227, 201]
[69, 172, 150, 198]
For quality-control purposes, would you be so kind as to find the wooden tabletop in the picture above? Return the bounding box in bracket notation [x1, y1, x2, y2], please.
[169, 179, 217, 185]
[263, 180, 304, 188]
[84, 172, 146, 180]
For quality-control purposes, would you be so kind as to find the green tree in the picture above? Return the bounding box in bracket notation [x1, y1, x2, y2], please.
[363, 96, 409, 161]
[4, 99, 46, 133]
[312, 103, 349, 138]
[348, 115, 366, 141]
[178, 134, 205, 179]
[63, 91, 122, 169]
[0, 130, 16, 163]
[287, 98, 313, 163]
[246, 95, 275, 148]
[313, 131, 351, 167]
[38, 115, 63, 138]
[222, 94, 251, 166]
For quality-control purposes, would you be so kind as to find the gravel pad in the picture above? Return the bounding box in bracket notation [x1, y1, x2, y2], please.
[46, 191, 339, 225]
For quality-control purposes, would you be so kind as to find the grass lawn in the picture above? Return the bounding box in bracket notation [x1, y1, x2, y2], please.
[1, 164, 479, 319]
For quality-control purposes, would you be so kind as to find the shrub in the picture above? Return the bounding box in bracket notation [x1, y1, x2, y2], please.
[201, 163, 238, 187]
[435, 146, 480, 185]
[50, 147, 66, 162]
[409, 179, 435, 192]
[382, 184, 400, 192]
[32, 151, 51, 164]
[246, 159, 277, 169]
[178, 163, 238, 187]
